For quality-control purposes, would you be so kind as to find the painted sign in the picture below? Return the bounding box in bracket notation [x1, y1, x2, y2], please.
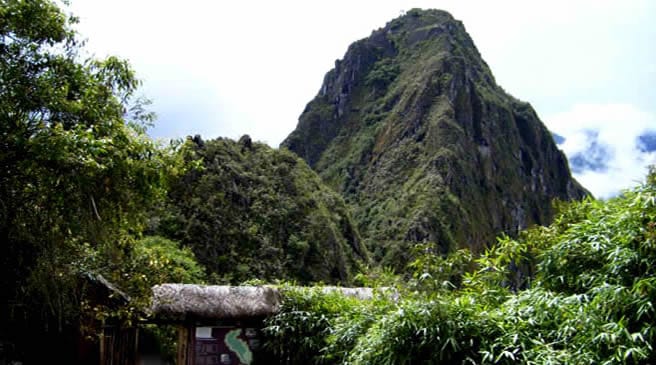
[195, 327, 261, 365]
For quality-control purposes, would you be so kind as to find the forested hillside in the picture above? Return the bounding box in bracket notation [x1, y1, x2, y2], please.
[153, 135, 367, 284]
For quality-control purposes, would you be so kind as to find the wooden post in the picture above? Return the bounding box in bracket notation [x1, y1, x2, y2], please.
[177, 325, 193, 365]
[99, 320, 106, 365]
[133, 327, 139, 365]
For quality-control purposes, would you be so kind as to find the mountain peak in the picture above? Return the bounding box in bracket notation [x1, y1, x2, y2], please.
[283, 9, 588, 266]
[382, 8, 470, 47]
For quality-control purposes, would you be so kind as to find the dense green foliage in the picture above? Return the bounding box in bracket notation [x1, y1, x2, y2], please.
[123, 236, 206, 297]
[0, 0, 205, 361]
[155, 136, 367, 284]
[283, 9, 588, 267]
[264, 169, 656, 364]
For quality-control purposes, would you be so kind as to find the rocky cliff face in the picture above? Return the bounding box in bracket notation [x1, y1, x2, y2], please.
[283, 9, 588, 266]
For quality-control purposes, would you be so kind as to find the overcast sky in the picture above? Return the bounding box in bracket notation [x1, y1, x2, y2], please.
[69, 0, 655, 198]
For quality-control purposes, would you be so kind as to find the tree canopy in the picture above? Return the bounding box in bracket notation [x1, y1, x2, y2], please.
[0, 0, 201, 361]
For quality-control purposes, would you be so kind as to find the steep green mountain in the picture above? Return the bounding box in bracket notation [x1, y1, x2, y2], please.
[283, 9, 588, 265]
[156, 135, 367, 284]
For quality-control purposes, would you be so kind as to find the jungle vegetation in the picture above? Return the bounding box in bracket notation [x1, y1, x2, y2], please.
[264, 169, 656, 364]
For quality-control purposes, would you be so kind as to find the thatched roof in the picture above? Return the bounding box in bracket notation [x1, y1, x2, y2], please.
[151, 284, 282, 320]
[150, 284, 394, 321]
[83, 272, 130, 305]
[320, 286, 376, 300]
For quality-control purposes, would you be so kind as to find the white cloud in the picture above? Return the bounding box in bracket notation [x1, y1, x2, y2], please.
[545, 104, 656, 198]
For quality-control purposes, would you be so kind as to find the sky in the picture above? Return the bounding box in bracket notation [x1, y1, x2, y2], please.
[68, 0, 655, 198]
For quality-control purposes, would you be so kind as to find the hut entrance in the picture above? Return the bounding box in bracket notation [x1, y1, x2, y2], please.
[151, 285, 280, 365]
[149, 284, 387, 364]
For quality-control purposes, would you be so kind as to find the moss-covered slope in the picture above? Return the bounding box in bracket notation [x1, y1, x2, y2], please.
[158, 136, 367, 284]
[282, 9, 588, 266]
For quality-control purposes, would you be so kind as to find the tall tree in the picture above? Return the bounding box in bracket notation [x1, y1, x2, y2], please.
[0, 0, 182, 360]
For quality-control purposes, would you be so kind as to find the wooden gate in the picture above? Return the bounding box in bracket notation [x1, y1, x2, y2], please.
[100, 326, 138, 365]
